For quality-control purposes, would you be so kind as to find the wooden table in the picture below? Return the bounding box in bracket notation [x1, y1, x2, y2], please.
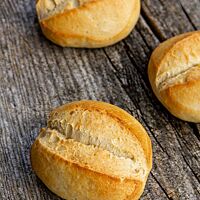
[0, 0, 200, 199]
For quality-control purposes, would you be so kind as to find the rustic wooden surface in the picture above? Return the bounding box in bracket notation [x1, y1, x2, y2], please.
[0, 0, 200, 199]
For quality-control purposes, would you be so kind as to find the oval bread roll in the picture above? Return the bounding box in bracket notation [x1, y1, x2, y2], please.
[148, 31, 200, 122]
[31, 100, 152, 200]
[36, 0, 140, 48]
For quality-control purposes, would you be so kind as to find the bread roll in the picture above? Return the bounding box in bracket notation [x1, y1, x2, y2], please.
[148, 31, 200, 122]
[36, 0, 140, 48]
[31, 100, 152, 200]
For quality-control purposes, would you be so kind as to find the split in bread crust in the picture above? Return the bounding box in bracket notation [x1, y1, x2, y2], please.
[31, 100, 152, 200]
[158, 64, 200, 91]
[148, 31, 200, 122]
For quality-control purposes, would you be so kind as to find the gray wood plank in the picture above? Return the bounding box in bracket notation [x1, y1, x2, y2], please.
[0, 0, 200, 199]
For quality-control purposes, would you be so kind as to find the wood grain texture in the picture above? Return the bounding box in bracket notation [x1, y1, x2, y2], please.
[0, 0, 200, 199]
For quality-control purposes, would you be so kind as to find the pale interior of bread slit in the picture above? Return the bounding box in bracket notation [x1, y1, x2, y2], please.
[37, 109, 148, 181]
[37, 0, 92, 20]
[158, 64, 200, 91]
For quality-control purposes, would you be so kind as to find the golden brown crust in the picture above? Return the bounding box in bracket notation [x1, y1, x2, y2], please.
[36, 0, 140, 48]
[148, 31, 200, 122]
[31, 140, 143, 200]
[50, 100, 152, 170]
[31, 100, 152, 200]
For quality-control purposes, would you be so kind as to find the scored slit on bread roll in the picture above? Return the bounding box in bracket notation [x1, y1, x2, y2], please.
[148, 31, 200, 122]
[31, 100, 152, 200]
[36, 0, 141, 48]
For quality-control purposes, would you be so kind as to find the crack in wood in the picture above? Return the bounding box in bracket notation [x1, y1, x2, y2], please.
[141, 3, 166, 42]
[151, 173, 172, 200]
[189, 123, 200, 141]
[178, 0, 197, 30]
[103, 39, 200, 199]
[103, 48, 170, 157]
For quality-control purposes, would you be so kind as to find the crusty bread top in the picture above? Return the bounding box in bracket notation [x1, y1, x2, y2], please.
[36, 101, 152, 182]
[149, 31, 200, 91]
[148, 31, 200, 122]
[36, 0, 140, 47]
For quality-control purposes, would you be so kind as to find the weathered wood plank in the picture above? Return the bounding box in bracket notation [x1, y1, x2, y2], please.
[179, 0, 200, 30]
[104, 0, 200, 198]
[0, 0, 200, 200]
[104, 35, 200, 199]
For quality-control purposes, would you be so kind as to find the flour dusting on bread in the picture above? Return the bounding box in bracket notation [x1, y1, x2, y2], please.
[155, 32, 200, 90]
[148, 31, 200, 122]
[45, 108, 148, 180]
[158, 64, 200, 91]
[37, 0, 82, 20]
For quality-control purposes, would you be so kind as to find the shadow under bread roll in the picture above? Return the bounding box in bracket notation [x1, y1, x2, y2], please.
[36, 0, 140, 48]
[31, 100, 152, 200]
[148, 31, 200, 122]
